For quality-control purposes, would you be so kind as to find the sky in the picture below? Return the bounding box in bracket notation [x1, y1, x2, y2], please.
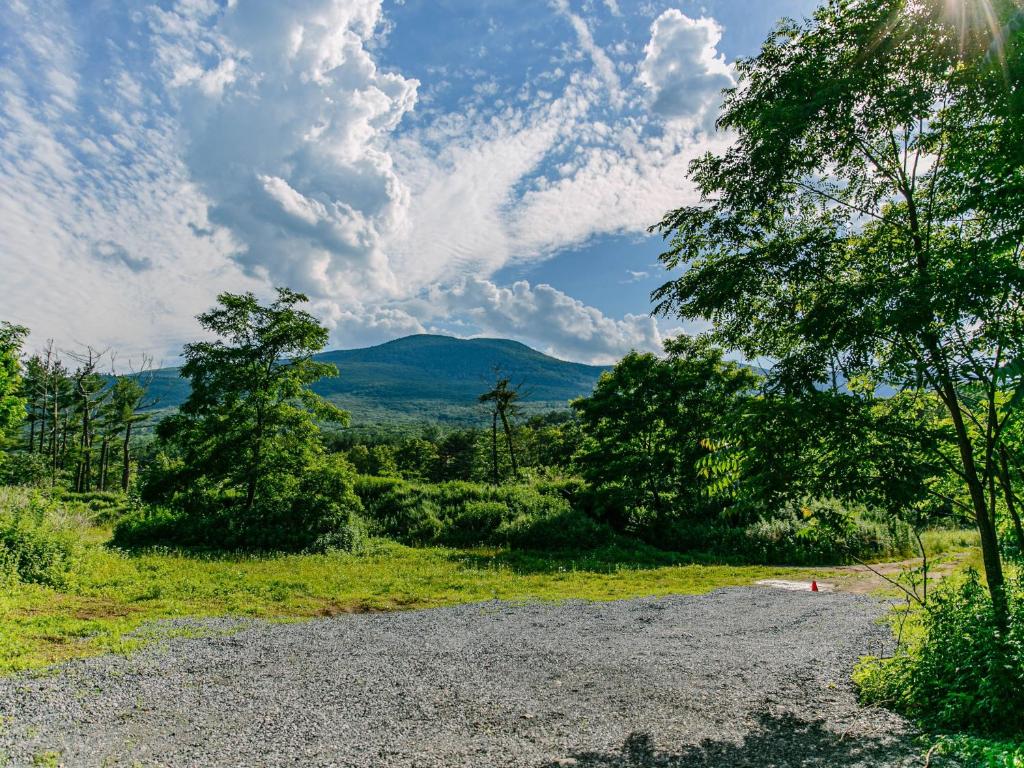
[0, 0, 817, 365]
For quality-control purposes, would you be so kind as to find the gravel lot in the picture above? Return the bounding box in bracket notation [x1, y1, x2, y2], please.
[0, 588, 930, 767]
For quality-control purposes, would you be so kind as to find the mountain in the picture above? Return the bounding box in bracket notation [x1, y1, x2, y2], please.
[142, 334, 610, 427]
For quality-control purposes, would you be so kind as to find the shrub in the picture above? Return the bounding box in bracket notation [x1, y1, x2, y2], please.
[355, 478, 443, 545]
[0, 452, 51, 487]
[0, 490, 78, 588]
[111, 505, 189, 549]
[639, 498, 913, 565]
[855, 571, 1024, 738]
[115, 456, 366, 553]
[351, 477, 612, 550]
[286, 455, 366, 552]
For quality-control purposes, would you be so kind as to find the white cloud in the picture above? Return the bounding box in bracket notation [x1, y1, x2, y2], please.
[638, 10, 734, 124]
[551, 0, 622, 105]
[0, 0, 261, 361]
[153, 0, 419, 304]
[425, 278, 668, 364]
[1, 0, 733, 365]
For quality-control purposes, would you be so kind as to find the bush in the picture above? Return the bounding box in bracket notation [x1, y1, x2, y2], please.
[351, 477, 612, 550]
[354, 476, 443, 545]
[640, 498, 913, 565]
[855, 571, 1024, 738]
[0, 452, 51, 487]
[111, 505, 188, 549]
[0, 489, 78, 588]
[115, 456, 366, 553]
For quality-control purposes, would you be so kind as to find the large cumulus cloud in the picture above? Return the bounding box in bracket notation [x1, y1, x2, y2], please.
[638, 10, 734, 125]
[1, 1, 734, 364]
[153, 0, 419, 303]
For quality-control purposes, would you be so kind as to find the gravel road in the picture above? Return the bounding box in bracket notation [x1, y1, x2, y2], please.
[0, 588, 931, 767]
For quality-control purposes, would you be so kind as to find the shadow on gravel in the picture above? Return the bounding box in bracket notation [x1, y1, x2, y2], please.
[539, 712, 926, 767]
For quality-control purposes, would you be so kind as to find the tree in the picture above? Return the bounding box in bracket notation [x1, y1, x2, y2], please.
[434, 428, 479, 481]
[652, 0, 1024, 624]
[393, 437, 439, 481]
[0, 323, 28, 467]
[66, 347, 110, 493]
[105, 374, 152, 492]
[479, 372, 522, 483]
[571, 337, 755, 531]
[153, 288, 347, 515]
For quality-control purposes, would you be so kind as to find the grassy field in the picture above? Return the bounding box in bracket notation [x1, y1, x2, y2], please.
[1, 534, 826, 674]
[0, 487, 984, 676]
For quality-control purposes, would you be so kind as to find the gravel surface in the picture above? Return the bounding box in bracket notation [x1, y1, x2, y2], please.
[0, 588, 932, 767]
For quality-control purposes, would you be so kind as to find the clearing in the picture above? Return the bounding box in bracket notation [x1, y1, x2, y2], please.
[0, 588, 930, 767]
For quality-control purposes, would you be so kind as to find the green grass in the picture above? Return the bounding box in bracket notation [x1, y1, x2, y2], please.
[924, 735, 1024, 767]
[919, 527, 981, 558]
[0, 535, 815, 674]
[0, 487, 984, 677]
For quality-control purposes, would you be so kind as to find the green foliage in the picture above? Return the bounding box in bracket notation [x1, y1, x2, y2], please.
[138, 289, 357, 551]
[651, 0, 1024, 619]
[642, 498, 912, 566]
[696, 391, 956, 531]
[392, 438, 439, 481]
[346, 443, 399, 478]
[924, 735, 1024, 768]
[0, 490, 77, 588]
[572, 337, 755, 530]
[855, 571, 1024, 738]
[119, 455, 365, 552]
[352, 477, 611, 550]
[0, 323, 27, 468]
[0, 452, 51, 487]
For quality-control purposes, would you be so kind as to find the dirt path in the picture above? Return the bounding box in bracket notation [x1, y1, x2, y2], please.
[825, 551, 973, 595]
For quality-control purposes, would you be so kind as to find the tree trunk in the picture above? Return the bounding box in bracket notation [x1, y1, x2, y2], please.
[246, 408, 264, 512]
[99, 438, 109, 491]
[81, 401, 92, 493]
[999, 445, 1024, 553]
[498, 409, 519, 479]
[490, 411, 499, 485]
[38, 383, 47, 453]
[28, 418, 36, 453]
[51, 396, 59, 487]
[934, 370, 1008, 627]
[121, 421, 133, 492]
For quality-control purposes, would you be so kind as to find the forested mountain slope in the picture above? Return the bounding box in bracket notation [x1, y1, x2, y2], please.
[142, 334, 610, 426]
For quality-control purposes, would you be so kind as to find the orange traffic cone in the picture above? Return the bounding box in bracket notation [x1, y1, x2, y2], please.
[811, 580, 819, 592]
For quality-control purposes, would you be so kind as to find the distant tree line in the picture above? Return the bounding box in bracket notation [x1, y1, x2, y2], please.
[0, 328, 153, 492]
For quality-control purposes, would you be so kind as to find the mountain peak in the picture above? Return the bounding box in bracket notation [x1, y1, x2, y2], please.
[145, 334, 609, 427]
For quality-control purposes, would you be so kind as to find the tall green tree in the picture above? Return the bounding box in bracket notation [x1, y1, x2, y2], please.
[653, 0, 1024, 623]
[572, 337, 755, 530]
[479, 373, 522, 483]
[67, 348, 109, 493]
[0, 323, 28, 467]
[155, 288, 347, 513]
[104, 376, 152, 492]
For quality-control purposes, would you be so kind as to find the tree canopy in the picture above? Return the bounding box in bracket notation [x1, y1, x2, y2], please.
[652, 0, 1024, 621]
[0, 323, 27, 465]
[572, 336, 756, 530]
[151, 288, 348, 520]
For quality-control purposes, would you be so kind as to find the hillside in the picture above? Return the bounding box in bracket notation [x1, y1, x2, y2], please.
[142, 334, 609, 427]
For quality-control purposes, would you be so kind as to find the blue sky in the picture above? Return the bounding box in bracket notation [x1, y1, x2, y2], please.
[1, 0, 816, 364]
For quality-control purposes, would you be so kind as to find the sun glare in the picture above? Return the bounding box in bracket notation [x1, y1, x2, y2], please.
[942, 0, 1009, 66]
